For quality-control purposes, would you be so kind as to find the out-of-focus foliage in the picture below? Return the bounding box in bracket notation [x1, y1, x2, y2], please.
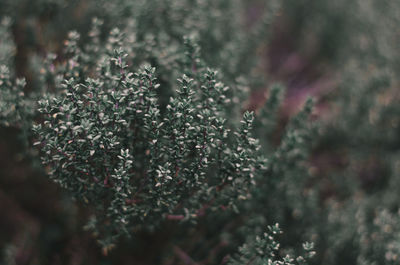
[278, 1, 400, 265]
[273, 0, 400, 67]
[0, 18, 37, 150]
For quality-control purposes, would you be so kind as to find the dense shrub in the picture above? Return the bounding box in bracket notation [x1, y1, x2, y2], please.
[0, 0, 399, 264]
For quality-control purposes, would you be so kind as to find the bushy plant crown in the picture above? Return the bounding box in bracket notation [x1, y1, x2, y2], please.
[0, 1, 320, 263]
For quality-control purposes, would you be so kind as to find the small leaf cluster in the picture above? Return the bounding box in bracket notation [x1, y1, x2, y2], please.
[229, 224, 315, 265]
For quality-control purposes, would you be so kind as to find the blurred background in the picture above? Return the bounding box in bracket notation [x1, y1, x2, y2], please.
[0, 0, 399, 264]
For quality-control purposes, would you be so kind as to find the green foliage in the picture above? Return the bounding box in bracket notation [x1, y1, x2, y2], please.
[277, 0, 400, 68]
[0, 18, 38, 149]
[0, 0, 320, 259]
[4, 0, 400, 264]
[229, 224, 315, 265]
[32, 25, 315, 254]
[0, 18, 15, 67]
[312, 65, 400, 265]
